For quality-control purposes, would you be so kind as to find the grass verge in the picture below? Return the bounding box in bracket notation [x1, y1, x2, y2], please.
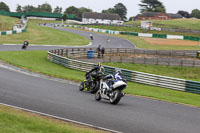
[0, 51, 199, 107]
[0, 104, 107, 133]
[0, 20, 89, 45]
[85, 24, 200, 37]
[103, 62, 200, 82]
[66, 27, 200, 50]
[115, 35, 200, 50]
[125, 19, 200, 31]
[0, 15, 19, 31]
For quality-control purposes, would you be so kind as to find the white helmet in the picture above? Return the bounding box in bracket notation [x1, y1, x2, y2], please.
[115, 68, 121, 73]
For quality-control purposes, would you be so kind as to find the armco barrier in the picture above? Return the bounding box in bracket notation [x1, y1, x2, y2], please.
[47, 49, 200, 94]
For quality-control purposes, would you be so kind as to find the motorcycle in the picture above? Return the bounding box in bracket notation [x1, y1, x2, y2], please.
[90, 34, 93, 40]
[22, 41, 29, 50]
[95, 74, 127, 105]
[79, 71, 104, 94]
[21, 44, 28, 50]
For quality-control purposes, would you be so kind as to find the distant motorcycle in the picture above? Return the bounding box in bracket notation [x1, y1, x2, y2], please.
[79, 71, 104, 94]
[21, 40, 29, 50]
[90, 34, 93, 40]
[95, 74, 127, 105]
[21, 44, 27, 50]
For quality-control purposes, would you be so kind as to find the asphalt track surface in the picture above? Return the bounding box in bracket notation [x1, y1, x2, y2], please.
[0, 26, 200, 133]
[0, 25, 135, 51]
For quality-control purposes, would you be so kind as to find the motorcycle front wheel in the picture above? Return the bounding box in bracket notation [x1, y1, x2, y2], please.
[79, 82, 84, 91]
[95, 91, 101, 101]
[109, 90, 122, 105]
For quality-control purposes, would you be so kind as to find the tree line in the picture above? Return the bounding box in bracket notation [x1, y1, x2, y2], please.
[0, 2, 127, 20]
[0, 1, 200, 20]
[138, 0, 200, 19]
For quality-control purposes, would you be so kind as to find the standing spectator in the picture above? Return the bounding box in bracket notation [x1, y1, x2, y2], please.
[101, 47, 105, 58]
[97, 45, 101, 58]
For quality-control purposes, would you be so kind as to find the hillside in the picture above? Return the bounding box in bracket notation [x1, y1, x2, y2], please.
[0, 15, 19, 31]
[125, 19, 200, 31]
[85, 23, 200, 37]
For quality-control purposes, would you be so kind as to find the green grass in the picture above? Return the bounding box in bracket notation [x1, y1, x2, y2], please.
[0, 51, 200, 107]
[0, 105, 107, 133]
[127, 82, 200, 107]
[103, 62, 200, 82]
[85, 23, 200, 37]
[0, 51, 84, 81]
[125, 19, 200, 31]
[0, 20, 89, 45]
[115, 34, 200, 50]
[67, 26, 200, 50]
[0, 15, 19, 31]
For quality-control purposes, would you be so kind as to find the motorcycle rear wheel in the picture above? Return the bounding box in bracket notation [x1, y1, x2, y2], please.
[90, 81, 100, 94]
[109, 90, 122, 105]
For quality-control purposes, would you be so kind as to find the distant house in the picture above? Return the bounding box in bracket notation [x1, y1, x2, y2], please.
[82, 12, 124, 25]
[134, 12, 182, 21]
[167, 13, 183, 19]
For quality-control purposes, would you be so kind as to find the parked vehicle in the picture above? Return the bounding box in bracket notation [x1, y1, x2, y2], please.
[95, 72, 127, 105]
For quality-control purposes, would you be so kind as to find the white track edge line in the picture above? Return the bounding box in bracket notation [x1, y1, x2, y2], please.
[0, 103, 122, 133]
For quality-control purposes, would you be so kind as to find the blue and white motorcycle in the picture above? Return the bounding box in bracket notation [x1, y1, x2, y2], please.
[95, 72, 127, 105]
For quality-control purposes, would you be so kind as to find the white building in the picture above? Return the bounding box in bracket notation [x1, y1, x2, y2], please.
[82, 12, 124, 25]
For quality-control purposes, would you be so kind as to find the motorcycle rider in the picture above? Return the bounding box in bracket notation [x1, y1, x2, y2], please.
[86, 62, 104, 82]
[104, 68, 125, 93]
[90, 33, 93, 40]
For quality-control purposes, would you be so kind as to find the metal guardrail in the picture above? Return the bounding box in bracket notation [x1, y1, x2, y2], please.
[47, 49, 200, 94]
[52, 48, 197, 58]
[52, 48, 200, 67]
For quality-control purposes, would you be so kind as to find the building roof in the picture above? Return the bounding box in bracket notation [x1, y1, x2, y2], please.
[82, 12, 122, 20]
[167, 13, 183, 19]
[137, 12, 163, 17]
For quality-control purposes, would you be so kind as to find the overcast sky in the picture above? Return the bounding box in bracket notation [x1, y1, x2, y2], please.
[1, 0, 200, 18]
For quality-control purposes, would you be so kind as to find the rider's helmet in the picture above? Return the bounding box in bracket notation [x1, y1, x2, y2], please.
[97, 62, 105, 73]
[115, 68, 121, 73]
[98, 62, 102, 67]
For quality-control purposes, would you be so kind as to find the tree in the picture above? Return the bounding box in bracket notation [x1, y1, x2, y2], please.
[129, 17, 134, 21]
[38, 2, 52, 13]
[139, 0, 166, 13]
[114, 3, 127, 20]
[53, 6, 62, 14]
[22, 5, 37, 12]
[79, 7, 92, 17]
[191, 9, 200, 19]
[177, 10, 190, 18]
[0, 2, 10, 12]
[62, 14, 67, 21]
[102, 8, 115, 13]
[16, 4, 22, 12]
[101, 3, 127, 21]
[64, 6, 81, 17]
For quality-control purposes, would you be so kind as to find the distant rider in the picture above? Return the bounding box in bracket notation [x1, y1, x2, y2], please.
[90, 33, 93, 40]
[22, 40, 29, 50]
